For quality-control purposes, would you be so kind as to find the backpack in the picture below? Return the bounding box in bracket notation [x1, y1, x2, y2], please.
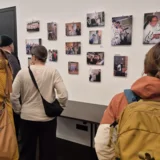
[114, 89, 160, 160]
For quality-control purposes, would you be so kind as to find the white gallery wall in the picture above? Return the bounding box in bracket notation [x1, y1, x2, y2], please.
[0, 0, 160, 146]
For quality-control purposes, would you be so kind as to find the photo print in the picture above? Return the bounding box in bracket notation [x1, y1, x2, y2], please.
[48, 50, 58, 62]
[47, 22, 57, 40]
[68, 62, 79, 75]
[27, 20, 40, 32]
[143, 12, 160, 44]
[87, 52, 104, 65]
[114, 56, 128, 77]
[89, 69, 101, 82]
[28, 57, 31, 66]
[87, 11, 105, 27]
[89, 30, 102, 44]
[66, 42, 81, 55]
[111, 15, 132, 46]
[66, 22, 81, 36]
[26, 39, 41, 55]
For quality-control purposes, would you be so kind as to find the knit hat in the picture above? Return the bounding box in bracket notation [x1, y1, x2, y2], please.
[0, 35, 13, 47]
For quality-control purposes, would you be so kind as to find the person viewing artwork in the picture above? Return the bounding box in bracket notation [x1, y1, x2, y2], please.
[68, 62, 79, 74]
[143, 12, 160, 44]
[66, 22, 81, 36]
[87, 52, 104, 65]
[26, 39, 41, 54]
[66, 42, 81, 55]
[89, 69, 101, 82]
[48, 49, 58, 62]
[27, 20, 40, 32]
[89, 30, 102, 44]
[47, 22, 57, 40]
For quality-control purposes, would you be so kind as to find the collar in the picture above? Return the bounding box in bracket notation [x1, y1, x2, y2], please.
[2, 49, 11, 54]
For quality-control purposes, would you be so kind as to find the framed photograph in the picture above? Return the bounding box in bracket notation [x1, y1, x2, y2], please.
[47, 22, 57, 40]
[111, 15, 132, 46]
[87, 11, 105, 27]
[68, 62, 79, 75]
[66, 42, 81, 55]
[27, 21, 40, 32]
[48, 50, 58, 62]
[28, 57, 31, 66]
[114, 56, 128, 77]
[87, 52, 104, 65]
[66, 22, 81, 36]
[143, 12, 160, 44]
[89, 69, 101, 82]
[89, 30, 102, 44]
[26, 39, 41, 55]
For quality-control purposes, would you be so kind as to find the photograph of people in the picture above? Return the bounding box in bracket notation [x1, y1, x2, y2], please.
[143, 12, 160, 44]
[68, 62, 79, 74]
[66, 42, 81, 55]
[48, 50, 58, 62]
[27, 21, 40, 32]
[89, 69, 101, 82]
[111, 16, 132, 46]
[114, 56, 128, 77]
[87, 12, 105, 27]
[66, 22, 81, 36]
[89, 30, 102, 44]
[87, 52, 104, 65]
[26, 39, 41, 54]
[47, 22, 57, 40]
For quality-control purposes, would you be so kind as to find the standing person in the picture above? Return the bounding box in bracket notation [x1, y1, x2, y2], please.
[11, 45, 68, 160]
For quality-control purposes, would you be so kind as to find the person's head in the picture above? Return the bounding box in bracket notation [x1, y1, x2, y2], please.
[149, 15, 158, 27]
[30, 45, 48, 65]
[116, 21, 120, 28]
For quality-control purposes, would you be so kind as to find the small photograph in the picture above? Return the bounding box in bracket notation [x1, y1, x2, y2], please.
[48, 50, 58, 62]
[87, 11, 105, 27]
[87, 52, 104, 65]
[47, 22, 57, 40]
[111, 15, 132, 46]
[114, 56, 128, 77]
[89, 69, 101, 82]
[27, 20, 40, 32]
[89, 30, 102, 44]
[66, 42, 81, 55]
[68, 62, 79, 75]
[66, 22, 81, 36]
[26, 39, 41, 55]
[28, 57, 31, 66]
[143, 12, 160, 44]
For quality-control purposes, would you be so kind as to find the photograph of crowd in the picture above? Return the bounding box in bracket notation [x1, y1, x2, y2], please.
[28, 57, 31, 66]
[47, 22, 57, 40]
[114, 56, 128, 77]
[87, 52, 104, 65]
[68, 62, 79, 74]
[48, 50, 58, 62]
[89, 30, 102, 44]
[143, 12, 160, 44]
[87, 11, 105, 27]
[66, 42, 81, 55]
[66, 22, 81, 36]
[27, 20, 40, 32]
[89, 69, 101, 82]
[26, 39, 41, 55]
[111, 16, 132, 46]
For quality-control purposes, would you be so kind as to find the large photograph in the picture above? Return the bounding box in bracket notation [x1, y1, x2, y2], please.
[66, 42, 81, 55]
[89, 69, 101, 82]
[87, 52, 104, 65]
[48, 50, 58, 62]
[89, 30, 102, 44]
[143, 12, 160, 44]
[47, 22, 57, 40]
[66, 22, 81, 36]
[68, 62, 79, 75]
[87, 12, 105, 27]
[27, 21, 40, 32]
[114, 56, 128, 77]
[111, 16, 132, 46]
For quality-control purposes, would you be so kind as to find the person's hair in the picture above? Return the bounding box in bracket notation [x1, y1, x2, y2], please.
[30, 45, 48, 63]
[149, 15, 158, 22]
[116, 21, 120, 24]
[144, 42, 160, 78]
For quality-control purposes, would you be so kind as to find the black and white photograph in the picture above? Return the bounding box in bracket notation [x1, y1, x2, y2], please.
[143, 12, 160, 44]
[111, 16, 132, 46]
[89, 69, 101, 82]
[48, 50, 58, 62]
[87, 52, 104, 65]
[47, 22, 57, 40]
[66, 22, 81, 36]
[87, 11, 105, 27]
[89, 30, 102, 44]
[27, 20, 40, 32]
[68, 62, 79, 75]
[66, 42, 81, 55]
[114, 56, 128, 77]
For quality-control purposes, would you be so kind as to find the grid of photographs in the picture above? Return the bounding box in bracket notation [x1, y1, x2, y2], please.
[47, 22, 57, 40]
[66, 42, 81, 55]
[48, 50, 58, 62]
[87, 52, 104, 65]
[68, 62, 79, 75]
[66, 22, 81, 36]
[27, 21, 40, 32]
[89, 69, 101, 82]
[89, 30, 102, 44]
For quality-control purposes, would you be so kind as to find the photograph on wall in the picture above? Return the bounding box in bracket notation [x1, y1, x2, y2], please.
[66, 42, 81, 55]
[143, 12, 160, 44]
[87, 52, 104, 65]
[114, 56, 128, 77]
[48, 50, 58, 62]
[89, 69, 101, 82]
[27, 20, 40, 32]
[47, 22, 57, 40]
[66, 22, 81, 36]
[87, 11, 105, 27]
[68, 62, 79, 75]
[89, 30, 102, 44]
[26, 39, 41, 55]
[28, 57, 31, 66]
[111, 15, 132, 46]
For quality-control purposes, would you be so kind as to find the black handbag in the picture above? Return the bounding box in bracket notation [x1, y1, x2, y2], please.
[28, 67, 63, 117]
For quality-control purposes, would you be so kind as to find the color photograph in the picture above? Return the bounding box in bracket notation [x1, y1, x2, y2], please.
[68, 62, 79, 75]
[87, 52, 104, 65]
[89, 69, 101, 82]
[66, 22, 81, 36]
[143, 12, 160, 44]
[47, 22, 57, 40]
[89, 30, 102, 44]
[27, 20, 40, 32]
[66, 42, 81, 55]
[111, 15, 132, 46]
[48, 50, 58, 62]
